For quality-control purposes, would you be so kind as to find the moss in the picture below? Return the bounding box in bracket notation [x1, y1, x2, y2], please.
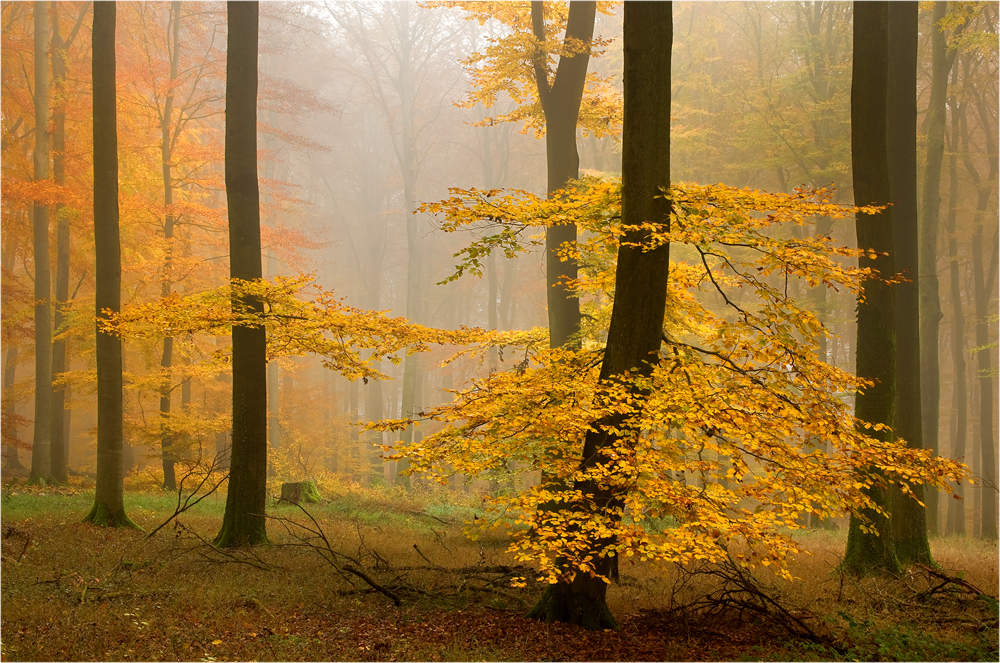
[82, 501, 143, 530]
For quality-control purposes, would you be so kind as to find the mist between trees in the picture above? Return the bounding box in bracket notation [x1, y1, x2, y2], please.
[1, 0, 997, 639]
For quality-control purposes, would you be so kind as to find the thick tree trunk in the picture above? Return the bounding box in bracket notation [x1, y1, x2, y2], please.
[29, 0, 53, 485]
[527, 1, 672, 629]
[842, 1, 901, 576]
[84, 0, 137, 529]
[887, 1, 930, 561]
[215, 0, 267, 548]
[531, 1, 596, 349]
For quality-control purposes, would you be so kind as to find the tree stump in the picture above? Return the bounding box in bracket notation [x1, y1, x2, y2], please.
[280, 481, 321, 505]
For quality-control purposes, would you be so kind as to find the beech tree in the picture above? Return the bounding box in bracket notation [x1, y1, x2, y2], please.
[887, 1, 931, 564]
[842, 1, 900, 575]
[84, 0, 137, 528]
[525, 0, 672, 628]
[28, 0, 52, 485]
[215, 0, 267, 548]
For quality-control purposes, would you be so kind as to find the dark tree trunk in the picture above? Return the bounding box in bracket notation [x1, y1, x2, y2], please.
[531, 1, 596, 349]
[527, 1, 672, 629]
[29, 0, 52, 485]
[215, 0, 267, 548]
[842, 1, 901, 576]
[887, 1, 930, 561]
[84, 0, 136, 528]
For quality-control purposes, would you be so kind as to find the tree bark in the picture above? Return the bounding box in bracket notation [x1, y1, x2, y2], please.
[963, 91, 999, 540]
[532, 1, 596, 349]
[842, 1, 901, 576]
[919, 3, 966, 525]
[49, 2, 76, 485]
[29, 0, 53, 485]
[944, 91, 967, 536]
[887, 1, 931, 561]
[2, 347, 25, 471]
[527, 1, 672, 629]
[215, 0, 267, 548]
[84, 0, 137, 529]
[157, 0, 183, 491]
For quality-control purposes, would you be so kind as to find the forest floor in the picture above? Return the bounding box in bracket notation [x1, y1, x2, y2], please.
[0, 474, 997, 662]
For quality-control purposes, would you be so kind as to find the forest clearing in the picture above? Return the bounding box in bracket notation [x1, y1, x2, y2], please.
[1, 478, 997, 661]
[2, 0, 999, 659]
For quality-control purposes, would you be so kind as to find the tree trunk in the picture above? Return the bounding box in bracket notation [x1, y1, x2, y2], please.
[842, 1, 901, 576]
[944, 98, 967, 536]
[2, 347, 25, 471]
[29, 0, 53, 485]
[969, 171, 998, 542]
[84, 0, 137, 528]
[887, 1, 930, 561]
[531, 1, 596, 349]
[527, 1, 672, 629]
[49, 3, 73, 485]
[919, 3, 965, 526]
[157, 0, 182, 491]
[215, 0, 267, 548]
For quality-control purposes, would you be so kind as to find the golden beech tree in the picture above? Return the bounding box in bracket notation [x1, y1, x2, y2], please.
[374, 176, 970, 627]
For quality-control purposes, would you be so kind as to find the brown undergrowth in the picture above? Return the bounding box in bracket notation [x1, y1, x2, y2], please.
[1, 477, 997, 661]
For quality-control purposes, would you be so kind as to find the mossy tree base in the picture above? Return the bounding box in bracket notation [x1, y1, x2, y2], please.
[213, 517, 268, 548]
[842, 512, 903, 577]
[83, 501, 142, 530]
[526, 579, 619, 631]
[26, 474, 48, 487]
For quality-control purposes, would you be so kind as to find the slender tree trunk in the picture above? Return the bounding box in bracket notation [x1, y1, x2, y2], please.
[970, 187, 998, 541]
[527, 1, 672, 629]
[842, 1, 901, 576]
[215, 0, 267, 548]
[84, 0, 136, 528]
[29, 0, 53, 485]
[531, 0, 596, 348]
[158, 0, 182, 491]
[49, 3, 72, 485]
[919, 3, 966, 519]
[2, 347, 25, 471]
[944, 100, 967, 536]
[959, 71, 999, 540]
[266, 252, 280, 472]
[887, 1, 931, 560]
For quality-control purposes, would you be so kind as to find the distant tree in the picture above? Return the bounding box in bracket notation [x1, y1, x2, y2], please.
[215, 0, 267, 548]
[84, 0, 138, 528]
[842, 1, 900, 575]
[28, 0, 52, 485]
[919, 3, 968, 522]
[49, 0, 91, 486]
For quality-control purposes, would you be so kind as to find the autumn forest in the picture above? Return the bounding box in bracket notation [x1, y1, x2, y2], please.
[1, 1, 998, 661]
